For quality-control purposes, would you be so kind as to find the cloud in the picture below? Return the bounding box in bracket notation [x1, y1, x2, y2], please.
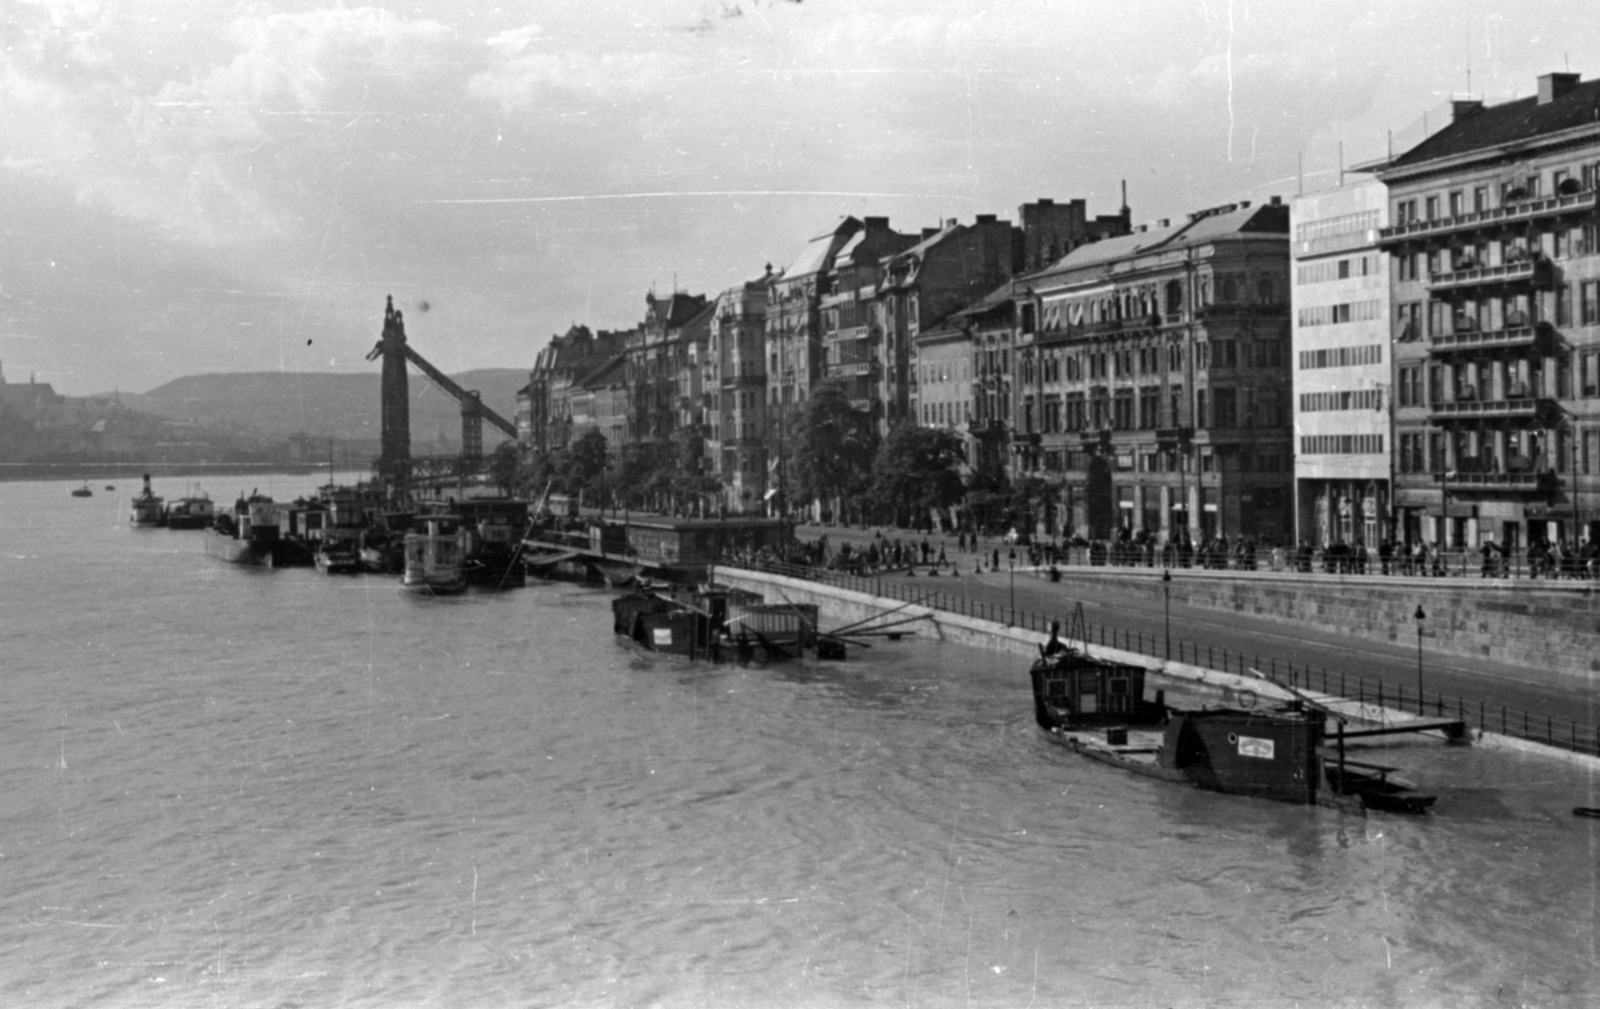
[469, 47, 695, 110]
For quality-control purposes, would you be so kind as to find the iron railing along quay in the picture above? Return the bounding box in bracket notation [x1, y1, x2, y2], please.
[1031, 543, 1596, 581]
[717, 556, 1600, 759]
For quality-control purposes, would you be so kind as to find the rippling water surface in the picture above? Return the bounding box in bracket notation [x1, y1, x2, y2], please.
[2, 476, 1598, 1007]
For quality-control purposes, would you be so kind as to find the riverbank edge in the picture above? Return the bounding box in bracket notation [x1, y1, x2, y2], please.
[712, 564, 1600, 773]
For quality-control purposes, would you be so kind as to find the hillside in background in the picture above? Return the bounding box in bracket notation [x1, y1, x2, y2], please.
[121, 369, 529, 450]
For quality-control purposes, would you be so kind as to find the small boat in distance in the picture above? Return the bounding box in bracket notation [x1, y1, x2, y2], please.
[105, 485, 115, 491]
[71, 483, 92, 498]
[129, 474, 165, 527]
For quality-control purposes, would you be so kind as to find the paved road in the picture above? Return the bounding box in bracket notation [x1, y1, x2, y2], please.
[793, 524, 1599, 737]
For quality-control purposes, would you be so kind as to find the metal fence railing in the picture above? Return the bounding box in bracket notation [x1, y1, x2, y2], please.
[1004, 543, 1596, 581]
[718, 557, 1600, 759]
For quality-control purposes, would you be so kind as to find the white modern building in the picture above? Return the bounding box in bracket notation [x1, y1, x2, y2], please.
[1290, 180, 1392, 550]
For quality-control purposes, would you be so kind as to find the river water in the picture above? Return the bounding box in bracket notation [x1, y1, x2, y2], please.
[2, 475, 1598, 1008]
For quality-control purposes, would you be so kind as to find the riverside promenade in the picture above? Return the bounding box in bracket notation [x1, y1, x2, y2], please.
[759, 523, 1600, 761]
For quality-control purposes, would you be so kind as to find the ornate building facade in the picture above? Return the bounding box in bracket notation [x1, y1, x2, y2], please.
[1017, 199, 1294, 543]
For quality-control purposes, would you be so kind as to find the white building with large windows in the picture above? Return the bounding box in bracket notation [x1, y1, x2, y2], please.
[1290, 180, 1392, 550]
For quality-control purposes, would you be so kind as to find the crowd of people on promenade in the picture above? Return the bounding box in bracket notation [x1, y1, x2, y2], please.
[718, 524, 1600, 582]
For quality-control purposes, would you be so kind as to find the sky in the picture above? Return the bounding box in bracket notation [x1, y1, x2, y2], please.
[2, 0, 1598, 397]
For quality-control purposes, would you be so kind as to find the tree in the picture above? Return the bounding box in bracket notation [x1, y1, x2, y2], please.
[488, 442, 523, 497]
[793, 381, 876, 516]
[564, 430, 610, 503]
[1008, 475, 1058, 537]
[871, 424, 967, 528]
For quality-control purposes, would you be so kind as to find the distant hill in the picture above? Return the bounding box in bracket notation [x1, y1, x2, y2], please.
[122, 369, 529, 449]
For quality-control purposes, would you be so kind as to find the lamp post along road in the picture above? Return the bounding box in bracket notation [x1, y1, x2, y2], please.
[1414, 603, 1426, 715]
[1163, 569, 1172, 660]
[1007, 548, 1017, 626]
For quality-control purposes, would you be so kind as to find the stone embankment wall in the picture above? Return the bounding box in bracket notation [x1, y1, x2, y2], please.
[1056, 568, 1599, 681]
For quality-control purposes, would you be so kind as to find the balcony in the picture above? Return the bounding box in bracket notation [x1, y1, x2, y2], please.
[1426, 257, 1549, 294]
[1427, 322, 1552, 358]
[1078, 428, 1113, 449]
[1378, 189, 1599, 247]
[1011, 429, 1041, 445]
[1195, 303, 1289, 322]
[1427, 396, 1562, 427]
[1432, 468, 1557, 492]
[1155, 426, 1195, 447]
[830, 360, 881, 379]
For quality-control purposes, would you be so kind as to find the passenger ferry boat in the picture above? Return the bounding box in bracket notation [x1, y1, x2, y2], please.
[129, 474, 165, 527]
[401, 515, 468, 595]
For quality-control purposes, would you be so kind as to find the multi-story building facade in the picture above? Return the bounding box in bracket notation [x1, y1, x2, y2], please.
[627, 291, 708, 446]
[1291, 181, 1392, 550]
[1373, 72, 1600, 554]
[707, 276, 770, 511]
[914, 198, 1132, 493]
[1017, 199, 1294, 543]
[518, 325, 630, 455]
[766, 217, 908, 511]
[946, 280, 1022, 481]
[866, 215, 1019, 436]
[816, 224, 914, 431]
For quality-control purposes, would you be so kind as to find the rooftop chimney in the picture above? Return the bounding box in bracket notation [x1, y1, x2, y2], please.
[864, 216, 890, 229]
[975, 213, 996, 224]
[1269, 195, 1282, 206]
[1538, 72, 1580, 105]
[1452, 99, 1484, 121]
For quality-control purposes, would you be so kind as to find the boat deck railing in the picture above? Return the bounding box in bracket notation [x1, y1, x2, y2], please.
[717, 557, 1600, 760]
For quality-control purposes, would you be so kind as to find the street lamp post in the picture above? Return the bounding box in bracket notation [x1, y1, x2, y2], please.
[1163, 569, 1172, 660]
[1414, 603, 1426, 715]
[1008, 548, 1017, 626]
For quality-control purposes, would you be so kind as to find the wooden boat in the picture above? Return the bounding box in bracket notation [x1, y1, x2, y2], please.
[612, 585, 824, 662]
[129, 474, 165, 527]
[401, 515, 468, 595]
[1028, 617, 1436, 815]
[71, 483, 92, 498]
[162, 491, 215, 530]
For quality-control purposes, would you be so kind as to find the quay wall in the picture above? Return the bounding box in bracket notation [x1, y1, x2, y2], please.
[712, 566, 1600, 771]
[1034, 567, 1600, 682]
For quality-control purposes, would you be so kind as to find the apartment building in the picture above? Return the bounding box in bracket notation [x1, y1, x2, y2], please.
[1290, 180, 1392, 549]
[1373, 71, 1600, 553]
[706, 275, 770, 511]
[1018, 200, 1294, 543]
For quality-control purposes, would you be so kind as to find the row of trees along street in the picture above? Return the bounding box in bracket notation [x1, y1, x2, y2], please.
[509, 379, 1061, 533]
